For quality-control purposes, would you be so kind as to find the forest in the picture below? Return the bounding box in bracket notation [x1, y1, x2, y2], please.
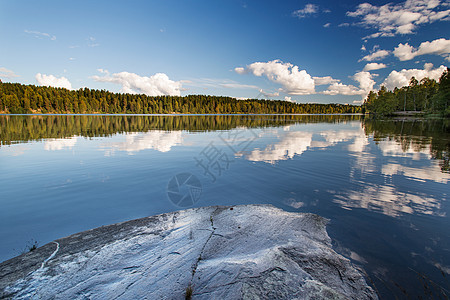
[363, 67, 450, 116]
[0, 81, 360, 115]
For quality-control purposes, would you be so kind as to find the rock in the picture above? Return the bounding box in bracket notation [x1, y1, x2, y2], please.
[0, 205, 377, 299]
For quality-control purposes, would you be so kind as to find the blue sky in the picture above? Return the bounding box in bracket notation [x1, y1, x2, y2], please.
[1, 0, 449, 104]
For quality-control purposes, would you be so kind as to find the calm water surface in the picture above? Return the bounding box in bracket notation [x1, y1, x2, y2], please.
[0, 114, 449, 298]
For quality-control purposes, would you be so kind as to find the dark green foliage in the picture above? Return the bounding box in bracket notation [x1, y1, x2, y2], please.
[0, 82, 361, 115]
[432, 68, 450, 116]
[364, 118, 449, 173]
[363, 68, 448, 116]
[0, 114, 361, 146]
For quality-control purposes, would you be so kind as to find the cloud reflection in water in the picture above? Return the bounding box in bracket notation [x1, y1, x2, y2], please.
[100, 131, 183, 155]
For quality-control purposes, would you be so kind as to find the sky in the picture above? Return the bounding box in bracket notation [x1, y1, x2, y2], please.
[0, 0, 449, 104]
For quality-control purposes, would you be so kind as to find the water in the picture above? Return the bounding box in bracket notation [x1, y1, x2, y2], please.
[0, 114, 449, 298]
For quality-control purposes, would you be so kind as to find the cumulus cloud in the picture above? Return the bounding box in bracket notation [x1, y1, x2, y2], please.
[92, 71, 182, 96]
[313, 76, 340, 85]
[323, 83, 363, 96]
[293, 4, 319, 18]
[35, 73, 72, 89]
[382, 63, 447, 90]
[235, 60, 315, 95]
[347, 0, 450, 38]
[393, 38, 450, 61]
[361, 49, 390, 61]
[353, 71, 376, 91]
[24, 30, 56, 40]
[363, 62, 387, 71]
[323, 71, 375, 99]
[0, 67, 19, 79]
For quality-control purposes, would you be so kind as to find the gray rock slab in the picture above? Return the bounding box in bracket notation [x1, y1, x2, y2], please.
[0, 205, 377, 299]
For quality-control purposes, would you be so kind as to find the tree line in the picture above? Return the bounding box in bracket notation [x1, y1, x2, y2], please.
[363, 67, 450, 116]
[0, 81, 360, 115]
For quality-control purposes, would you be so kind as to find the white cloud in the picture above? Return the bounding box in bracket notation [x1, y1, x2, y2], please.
[235, 60, 315, 95]
[92, 71, 182, 96]
[313, 76, 340, 85]
[35, 73, 72, 89]
[24, 30, 56, 40]
[323, 23, 331, 28]
[361, 44, 367, 51]
[322, 71, 375, 99]
[382, 63, 447, 90]
[257, 89, 279, 99]
[0, 67, 19, 79]
[353, 71, 376, 92]
[284, 96, 294, 102]
[393, 43, 416, 61]
[323, 83, 362, 96]
[235, 67, 246, 74]
[347, 0, 450, 38]
[393, 38, 450, 61]
[361, 49, 390, 61]
[363, 62, 387, 71]
[293, 4, 319, 18]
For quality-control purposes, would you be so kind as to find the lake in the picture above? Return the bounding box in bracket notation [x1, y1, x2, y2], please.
[0, 114, 449, 298]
